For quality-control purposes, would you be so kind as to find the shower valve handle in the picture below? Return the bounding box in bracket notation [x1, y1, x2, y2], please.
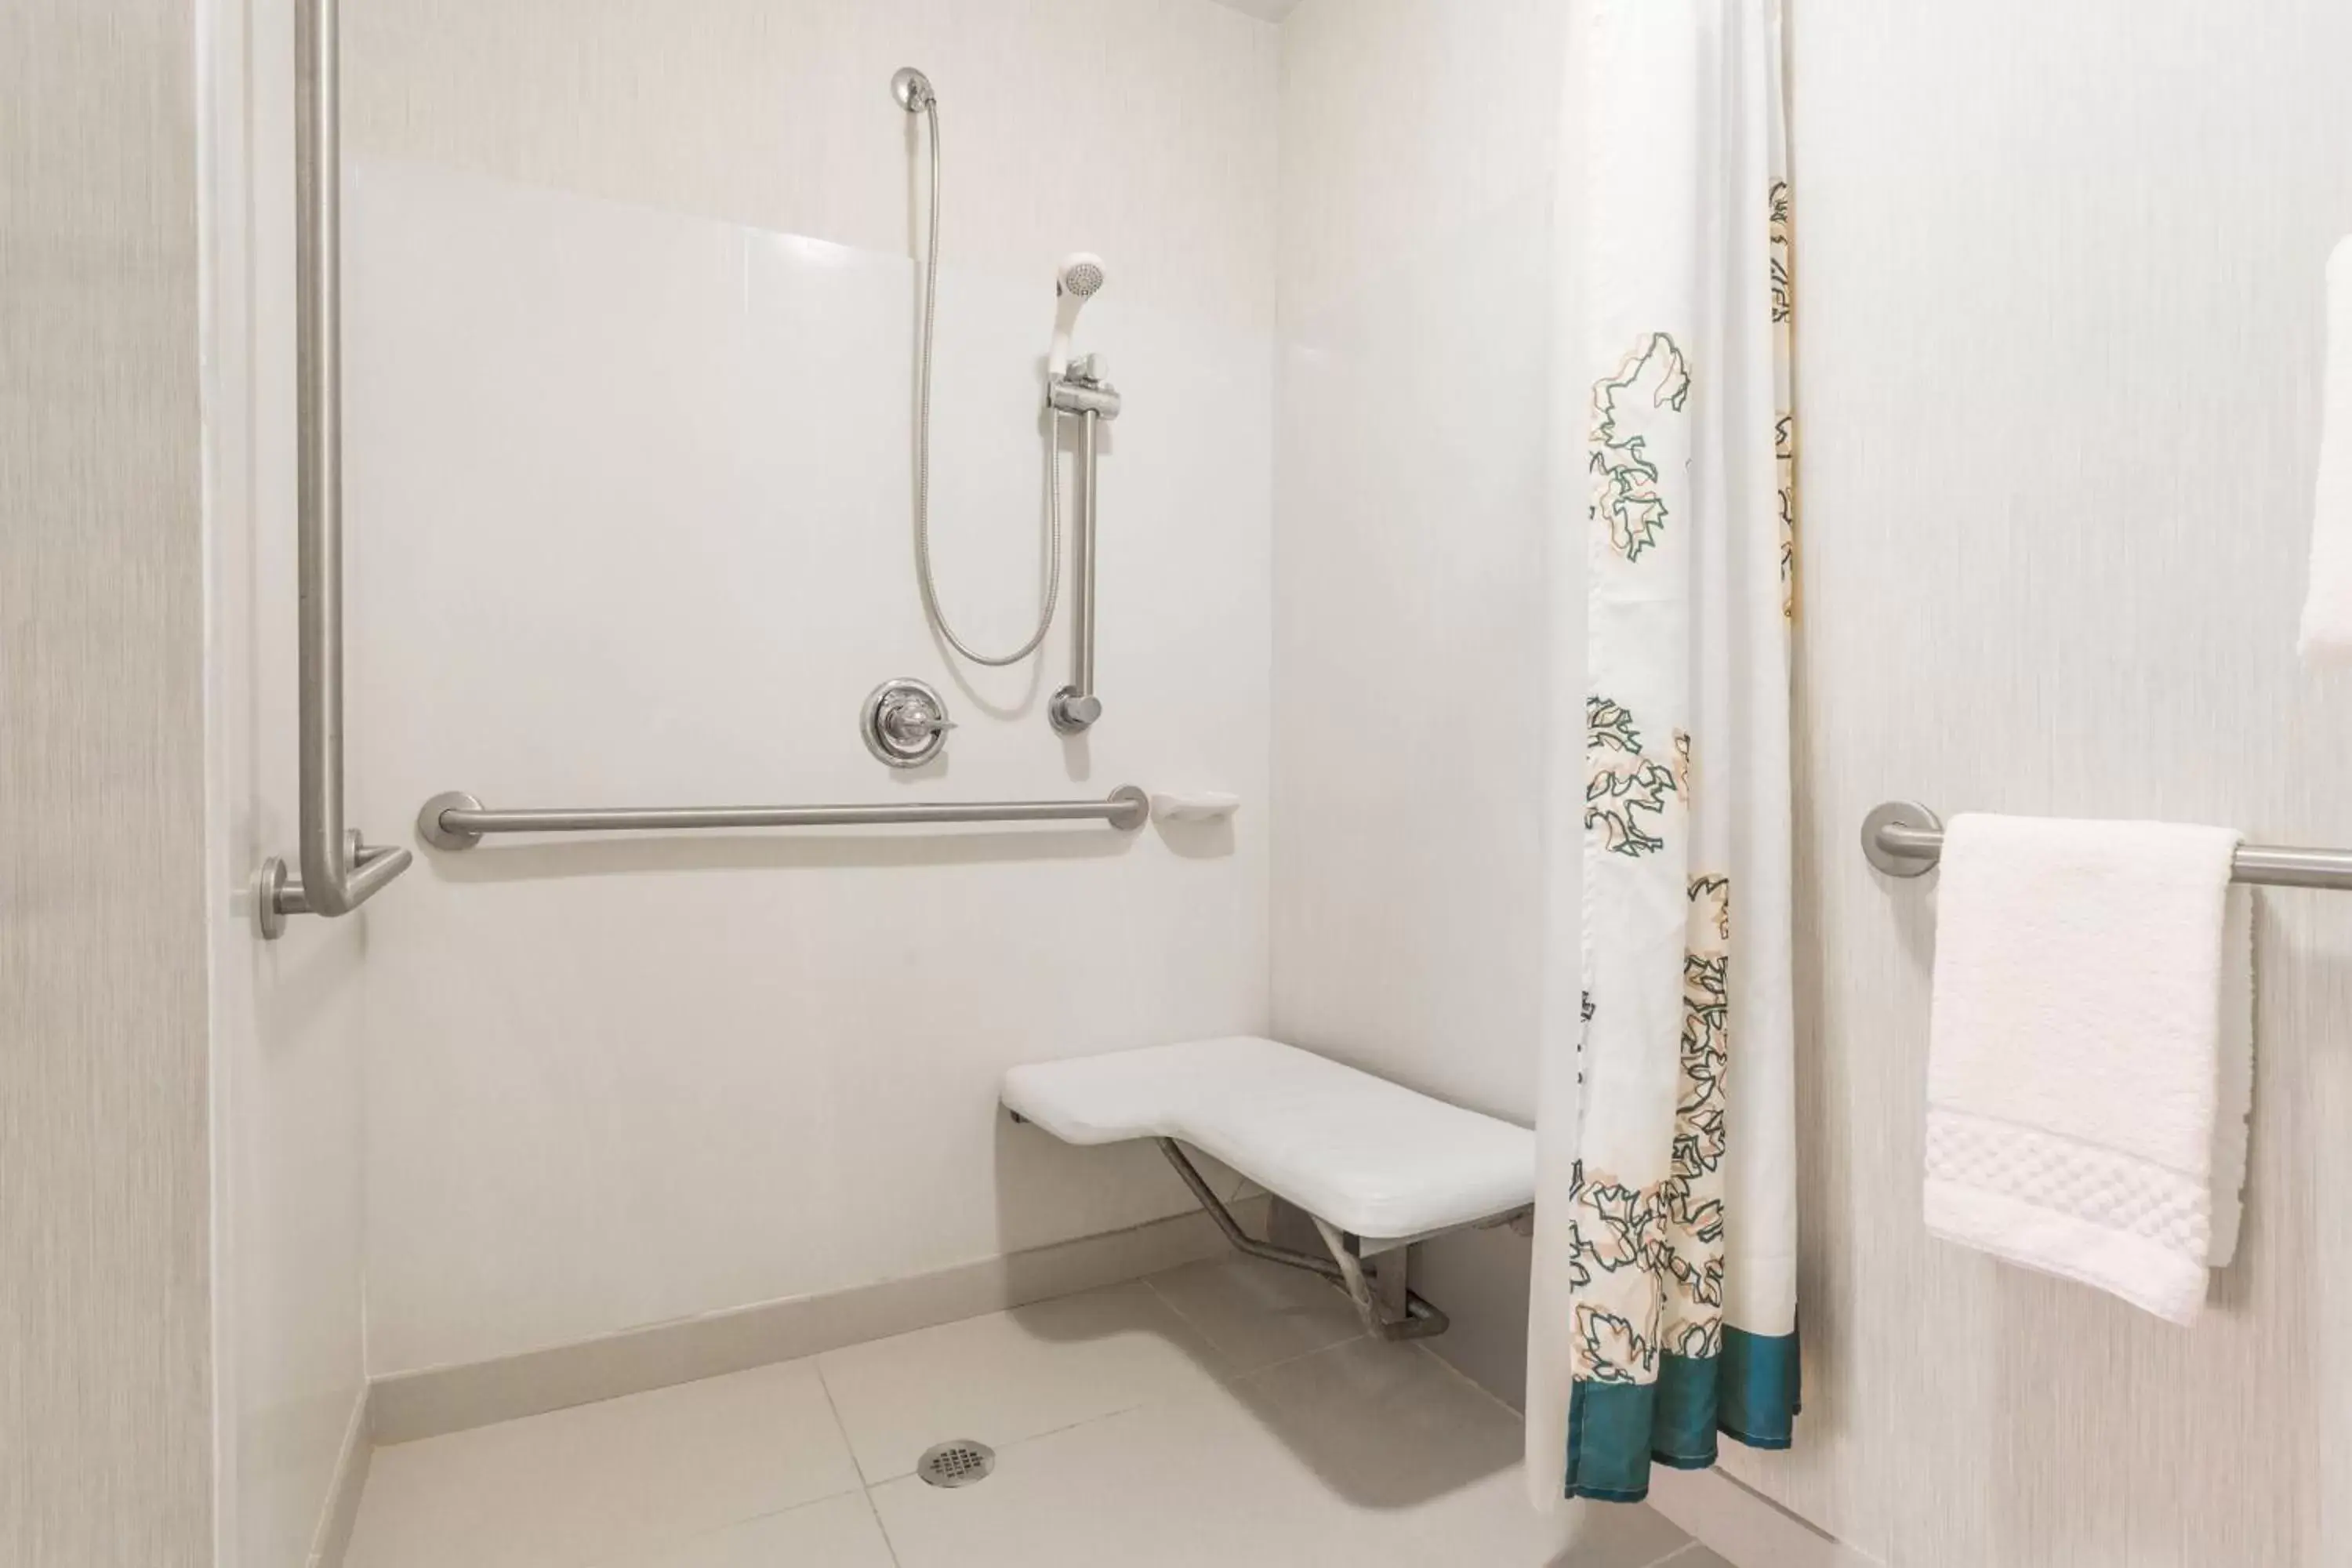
[881, 699, 953, 745]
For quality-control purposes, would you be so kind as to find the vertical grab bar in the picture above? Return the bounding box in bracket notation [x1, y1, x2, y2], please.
[256, 0, 412, 939]
[1047, 363, 1120, 735]
[1068, 410, 1100, 709]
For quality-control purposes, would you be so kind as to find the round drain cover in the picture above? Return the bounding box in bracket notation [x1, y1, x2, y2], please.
[916, 1439, 996, 1489]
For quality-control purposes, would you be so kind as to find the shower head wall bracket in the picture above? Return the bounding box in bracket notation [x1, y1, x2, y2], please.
[891, 67, 935, 112]
[1045, 366, 1122, 419]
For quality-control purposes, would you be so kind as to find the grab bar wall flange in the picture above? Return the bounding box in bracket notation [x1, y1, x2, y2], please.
[1862, 800, 2352, 891]
[256, 0, 412, 941]
[417, 785, 1152, 849]
[1860, 800, 1941, 877]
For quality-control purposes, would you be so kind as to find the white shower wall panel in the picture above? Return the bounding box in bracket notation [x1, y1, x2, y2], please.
[345, 161, 1273, 1374]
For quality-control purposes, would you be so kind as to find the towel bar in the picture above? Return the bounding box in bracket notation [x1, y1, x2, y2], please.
[1862, 801, 2352, 891]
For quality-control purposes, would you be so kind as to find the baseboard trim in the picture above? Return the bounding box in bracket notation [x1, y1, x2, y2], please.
[368, 1199, 1267, 1446]
[1645, 1465, 1882, 1568]
[303, 1384, 373, 1568]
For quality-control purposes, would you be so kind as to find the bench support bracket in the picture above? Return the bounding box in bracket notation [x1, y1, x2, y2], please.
[1154, 1138, 1450, 1342]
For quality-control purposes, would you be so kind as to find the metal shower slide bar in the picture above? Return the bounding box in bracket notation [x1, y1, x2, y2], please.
[257, 0, 412, 940]
[414, 786, 1154, 850]
[1862, 801, 2352, 890]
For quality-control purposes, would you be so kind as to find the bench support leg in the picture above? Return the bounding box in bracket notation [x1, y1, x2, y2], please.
[1154, 1138, 1450, 1342]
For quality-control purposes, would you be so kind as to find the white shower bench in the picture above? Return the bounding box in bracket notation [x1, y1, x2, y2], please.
[1001, 1036, 1536, 1340]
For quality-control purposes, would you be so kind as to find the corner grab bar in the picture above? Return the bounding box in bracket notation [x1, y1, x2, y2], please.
[415, 786, 1152, 849]
[1862, 801, 2352, 891]
[256, 0, 412, 938]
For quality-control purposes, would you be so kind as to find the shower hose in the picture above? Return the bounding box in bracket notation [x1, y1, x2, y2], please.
[909, 96, 1062, 666]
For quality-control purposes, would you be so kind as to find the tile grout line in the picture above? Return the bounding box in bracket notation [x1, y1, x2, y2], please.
[1219, 1317, 1390, 1388]
[869, 1381, 1122, 1479]
[855, 1305, 1360, 1496]
[813, 1359, 906, 1566]
[1405, 1327, 1526, 1421]
[1142, 1261, 1374, 1388]
[855, 1486, 904, 1568]
[980, 1402, 1154, 1461]
[583, 1490, 888, 1568]
[813, 1358, 877, 1490]
[833, 1278, 1223, 1490]
[862, 1386, 1186, 1491]
[1137, 1268, 1235, 1361]
[1150, 1254, 1515, 1411]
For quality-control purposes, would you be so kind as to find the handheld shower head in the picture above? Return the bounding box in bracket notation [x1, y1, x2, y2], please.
[1049, 252, 1108, 377]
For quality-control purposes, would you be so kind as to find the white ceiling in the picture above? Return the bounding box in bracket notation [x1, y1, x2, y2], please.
[1206, 0, 1307, 21]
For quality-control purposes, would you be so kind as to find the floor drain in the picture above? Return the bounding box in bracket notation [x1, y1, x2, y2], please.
[916, 1439, 996, 1489]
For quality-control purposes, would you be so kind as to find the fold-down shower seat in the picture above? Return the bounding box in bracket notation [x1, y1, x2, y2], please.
[1001, 1036, 1536, 1340]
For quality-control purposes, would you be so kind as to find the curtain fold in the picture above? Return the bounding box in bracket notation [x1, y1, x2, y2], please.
[1528, 0, 1799, 1507]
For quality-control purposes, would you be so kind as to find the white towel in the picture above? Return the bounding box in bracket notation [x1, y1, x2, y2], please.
[1923, 815, 2254, 1326]
[2299, 237, 2352, 664]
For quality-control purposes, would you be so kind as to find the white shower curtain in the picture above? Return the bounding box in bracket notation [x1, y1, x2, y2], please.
[1527, 0, 1799, 1505]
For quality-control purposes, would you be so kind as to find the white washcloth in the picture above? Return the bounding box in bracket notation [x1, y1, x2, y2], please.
[1923, 815, 2254, 1326]
[2299, 237, 2352, 663]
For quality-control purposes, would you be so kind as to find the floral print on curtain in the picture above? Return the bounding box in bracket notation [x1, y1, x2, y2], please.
[1534, 0, 1802, 1506]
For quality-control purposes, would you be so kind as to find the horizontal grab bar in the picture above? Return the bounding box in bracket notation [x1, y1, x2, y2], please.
[1862, 800, 2352, 891]
[417, 785, 1152, 850]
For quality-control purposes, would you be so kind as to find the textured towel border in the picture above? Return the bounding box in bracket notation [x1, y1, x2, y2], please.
[1924, 1178, 2209, 1325]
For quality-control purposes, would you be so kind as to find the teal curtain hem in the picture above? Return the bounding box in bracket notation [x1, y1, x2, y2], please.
[1650, 1450, 1718, 1472]
[1716, 1324, 1802, 1449]
[1718, 1428, 1794, 1452]
[1565, 1378, 1657, 1503]
[1566, 1324, 1803, 1503]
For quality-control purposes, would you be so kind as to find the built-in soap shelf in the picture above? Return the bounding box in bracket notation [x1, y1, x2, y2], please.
[1150, 792, 1241, 825]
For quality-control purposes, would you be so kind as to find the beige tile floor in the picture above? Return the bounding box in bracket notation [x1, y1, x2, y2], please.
[346, 1255, 1732, 1568]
